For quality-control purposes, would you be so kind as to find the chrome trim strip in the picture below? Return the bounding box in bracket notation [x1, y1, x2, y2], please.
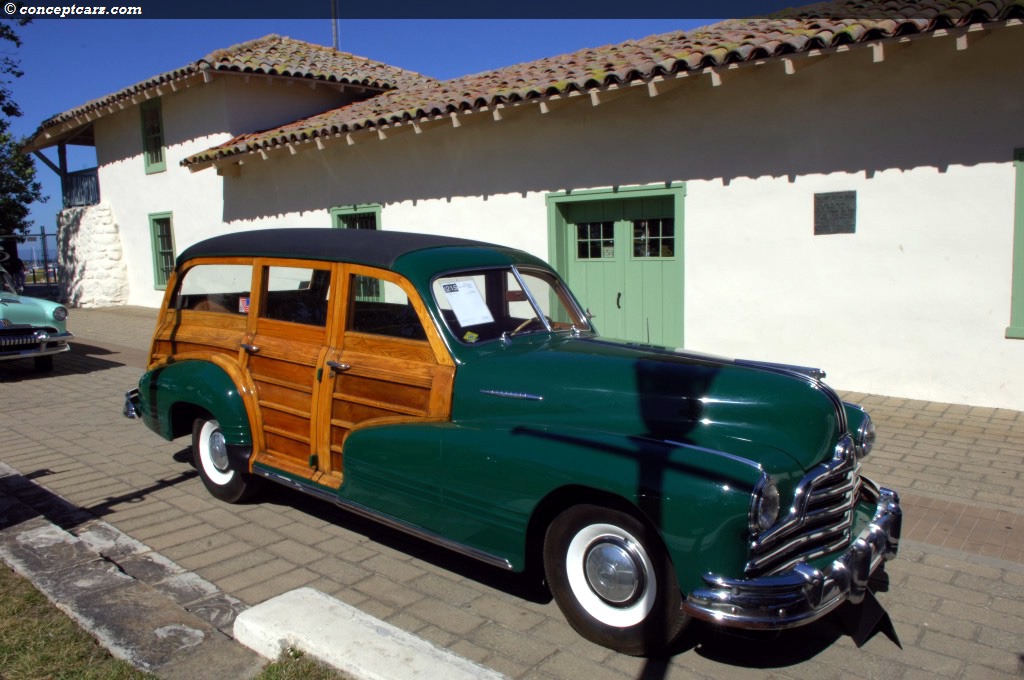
[663, 439, 763, 473]
[251, 466, 516, 572]
[480, 389, 544, 401]
[510, 266, 552, 333]
[733, 358, 826, 381]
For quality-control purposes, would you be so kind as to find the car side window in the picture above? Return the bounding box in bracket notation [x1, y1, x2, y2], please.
[261, 266, 331, 326]
[347, 274, 427, 341]
[176, 263, 253, 314]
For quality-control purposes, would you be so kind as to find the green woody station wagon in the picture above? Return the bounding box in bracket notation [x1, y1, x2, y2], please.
[125, 228, 901, 655]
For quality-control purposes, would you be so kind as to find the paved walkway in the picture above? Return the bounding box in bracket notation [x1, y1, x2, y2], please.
[2, 304, 1023, 679]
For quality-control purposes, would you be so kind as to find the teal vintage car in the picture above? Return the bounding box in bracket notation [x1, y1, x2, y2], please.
[124, 228, 901, 655]
[0, 263, 72, 372]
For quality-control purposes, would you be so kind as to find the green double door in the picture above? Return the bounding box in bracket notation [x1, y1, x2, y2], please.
[562, 195, 683, 348]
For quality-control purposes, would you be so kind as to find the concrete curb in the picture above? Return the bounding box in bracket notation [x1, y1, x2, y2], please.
[235, 588, 508, 680]
[0, 461, 264, 679]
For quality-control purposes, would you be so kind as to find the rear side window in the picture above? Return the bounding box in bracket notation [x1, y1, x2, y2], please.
[176, 264, 253, 314]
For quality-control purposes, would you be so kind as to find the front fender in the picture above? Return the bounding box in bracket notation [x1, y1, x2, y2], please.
[431, 421, 762, 593]
[137, 357, 252, 447]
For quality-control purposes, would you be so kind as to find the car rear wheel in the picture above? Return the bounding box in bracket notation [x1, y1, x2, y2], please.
[543, 504, 687, 656]
[192, 417, 258, 503]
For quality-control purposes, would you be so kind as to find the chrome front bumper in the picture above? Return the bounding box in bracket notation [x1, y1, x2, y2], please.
[683, 483, 901, 629]
[0, 330, 73, 361]
[123, 388, 141, 419]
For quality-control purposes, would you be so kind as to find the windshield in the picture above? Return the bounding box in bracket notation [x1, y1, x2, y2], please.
[432, 266, 591, 344]
[0, 267, 15, 295]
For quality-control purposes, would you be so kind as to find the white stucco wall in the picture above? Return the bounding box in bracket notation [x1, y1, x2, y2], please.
[381, 194, 550, 257]
[93, 76, 350, 308]
[86, 23, 1024, 409]
[683, 165, 1021, 409]
[205, 25, 1024, 408]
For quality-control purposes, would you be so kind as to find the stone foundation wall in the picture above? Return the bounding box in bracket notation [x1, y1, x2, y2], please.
[57, 203, 129, 308]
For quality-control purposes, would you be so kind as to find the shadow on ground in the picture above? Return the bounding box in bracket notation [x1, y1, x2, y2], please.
[0, 464, 198, 534]
[0, 342, 143, 381]
[209, 460, 901, 671]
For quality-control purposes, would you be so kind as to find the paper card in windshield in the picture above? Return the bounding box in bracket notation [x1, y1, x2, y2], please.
[441, 280, 494, 327]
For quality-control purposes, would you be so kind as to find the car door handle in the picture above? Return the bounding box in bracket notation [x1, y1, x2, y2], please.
[240, 343, 260, 354]
[326, 361, 351, 374]
[616, 292, 621, 309]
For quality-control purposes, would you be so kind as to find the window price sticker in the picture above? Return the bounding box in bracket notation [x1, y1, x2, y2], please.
[441, 280, 494, 327]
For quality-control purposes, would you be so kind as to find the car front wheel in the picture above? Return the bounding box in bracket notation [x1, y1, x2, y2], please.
[192, 417, 258, 503]
[543, 504, 687, 656]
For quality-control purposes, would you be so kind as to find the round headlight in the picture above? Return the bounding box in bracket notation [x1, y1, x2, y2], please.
[855, 415, 876, 459]
[750, 476, 780, 534]
[52, 306, 68, 322]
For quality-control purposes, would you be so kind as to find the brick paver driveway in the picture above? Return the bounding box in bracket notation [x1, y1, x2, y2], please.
[2, 305, 1023, 679]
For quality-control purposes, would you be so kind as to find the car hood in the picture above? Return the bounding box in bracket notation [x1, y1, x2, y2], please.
[0, 293, 65, 331]
[452, 335, 844, 475]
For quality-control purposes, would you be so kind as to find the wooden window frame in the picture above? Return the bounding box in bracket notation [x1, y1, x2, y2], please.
[149, 212, 175, 290]
[140, 99, 166, 175]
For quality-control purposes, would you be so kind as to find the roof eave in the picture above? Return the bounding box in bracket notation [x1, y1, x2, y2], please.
[185, 19, 1024, 172]
[23, 71, 207, 154]
[25, 66, 398, 155]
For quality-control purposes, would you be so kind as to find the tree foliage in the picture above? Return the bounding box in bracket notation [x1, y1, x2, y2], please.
[0, 18, 44, 238]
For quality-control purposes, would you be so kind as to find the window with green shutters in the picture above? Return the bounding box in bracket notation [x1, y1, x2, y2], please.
[331, 204, 381, 231]
[331, 205, 383, 300]
[1008, 149, 1024, 339]
[140, 99, 166, 174]
[149, 213, 175, 289]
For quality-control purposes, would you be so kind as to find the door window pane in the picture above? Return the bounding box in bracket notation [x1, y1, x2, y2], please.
[633, 218, 674, 258]
[348, 275, 426, 340]
[262, 266, 330, 326]
[576, 222, 614, 259]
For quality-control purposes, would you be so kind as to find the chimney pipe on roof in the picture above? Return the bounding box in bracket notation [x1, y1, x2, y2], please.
[331, 0, 339, 50]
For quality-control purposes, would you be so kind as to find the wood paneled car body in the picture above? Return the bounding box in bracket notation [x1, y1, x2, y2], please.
[125, 228, 901, 655]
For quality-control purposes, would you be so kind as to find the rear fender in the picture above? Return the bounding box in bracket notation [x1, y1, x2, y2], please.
[138, 354, 254, 449]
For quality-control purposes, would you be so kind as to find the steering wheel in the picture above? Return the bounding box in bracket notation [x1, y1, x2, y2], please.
[512, 316, 550, 334]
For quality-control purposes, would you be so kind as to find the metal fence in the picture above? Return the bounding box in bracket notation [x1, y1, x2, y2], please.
[19, 229, 60, 285]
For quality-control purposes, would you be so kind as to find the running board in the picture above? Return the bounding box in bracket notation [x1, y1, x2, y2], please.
[251, 465, 515, 572]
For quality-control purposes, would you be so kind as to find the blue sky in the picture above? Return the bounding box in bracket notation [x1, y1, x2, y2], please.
[9, 18, 716, 236]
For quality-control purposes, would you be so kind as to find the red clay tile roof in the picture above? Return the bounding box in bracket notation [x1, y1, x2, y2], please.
[184, 0, 1024, 168]
[33, 34, 435, 136]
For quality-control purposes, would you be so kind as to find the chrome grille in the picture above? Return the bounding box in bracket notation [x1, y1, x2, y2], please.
[745, 435, 860, 576]
[0, 330, 45, 349]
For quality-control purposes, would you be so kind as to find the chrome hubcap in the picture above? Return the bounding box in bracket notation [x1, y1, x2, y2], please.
[208, 430, 230, 472]
[584, 537, 645, 606]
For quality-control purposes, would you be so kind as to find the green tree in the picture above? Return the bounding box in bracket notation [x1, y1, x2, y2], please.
[0, 18, 43, 238]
